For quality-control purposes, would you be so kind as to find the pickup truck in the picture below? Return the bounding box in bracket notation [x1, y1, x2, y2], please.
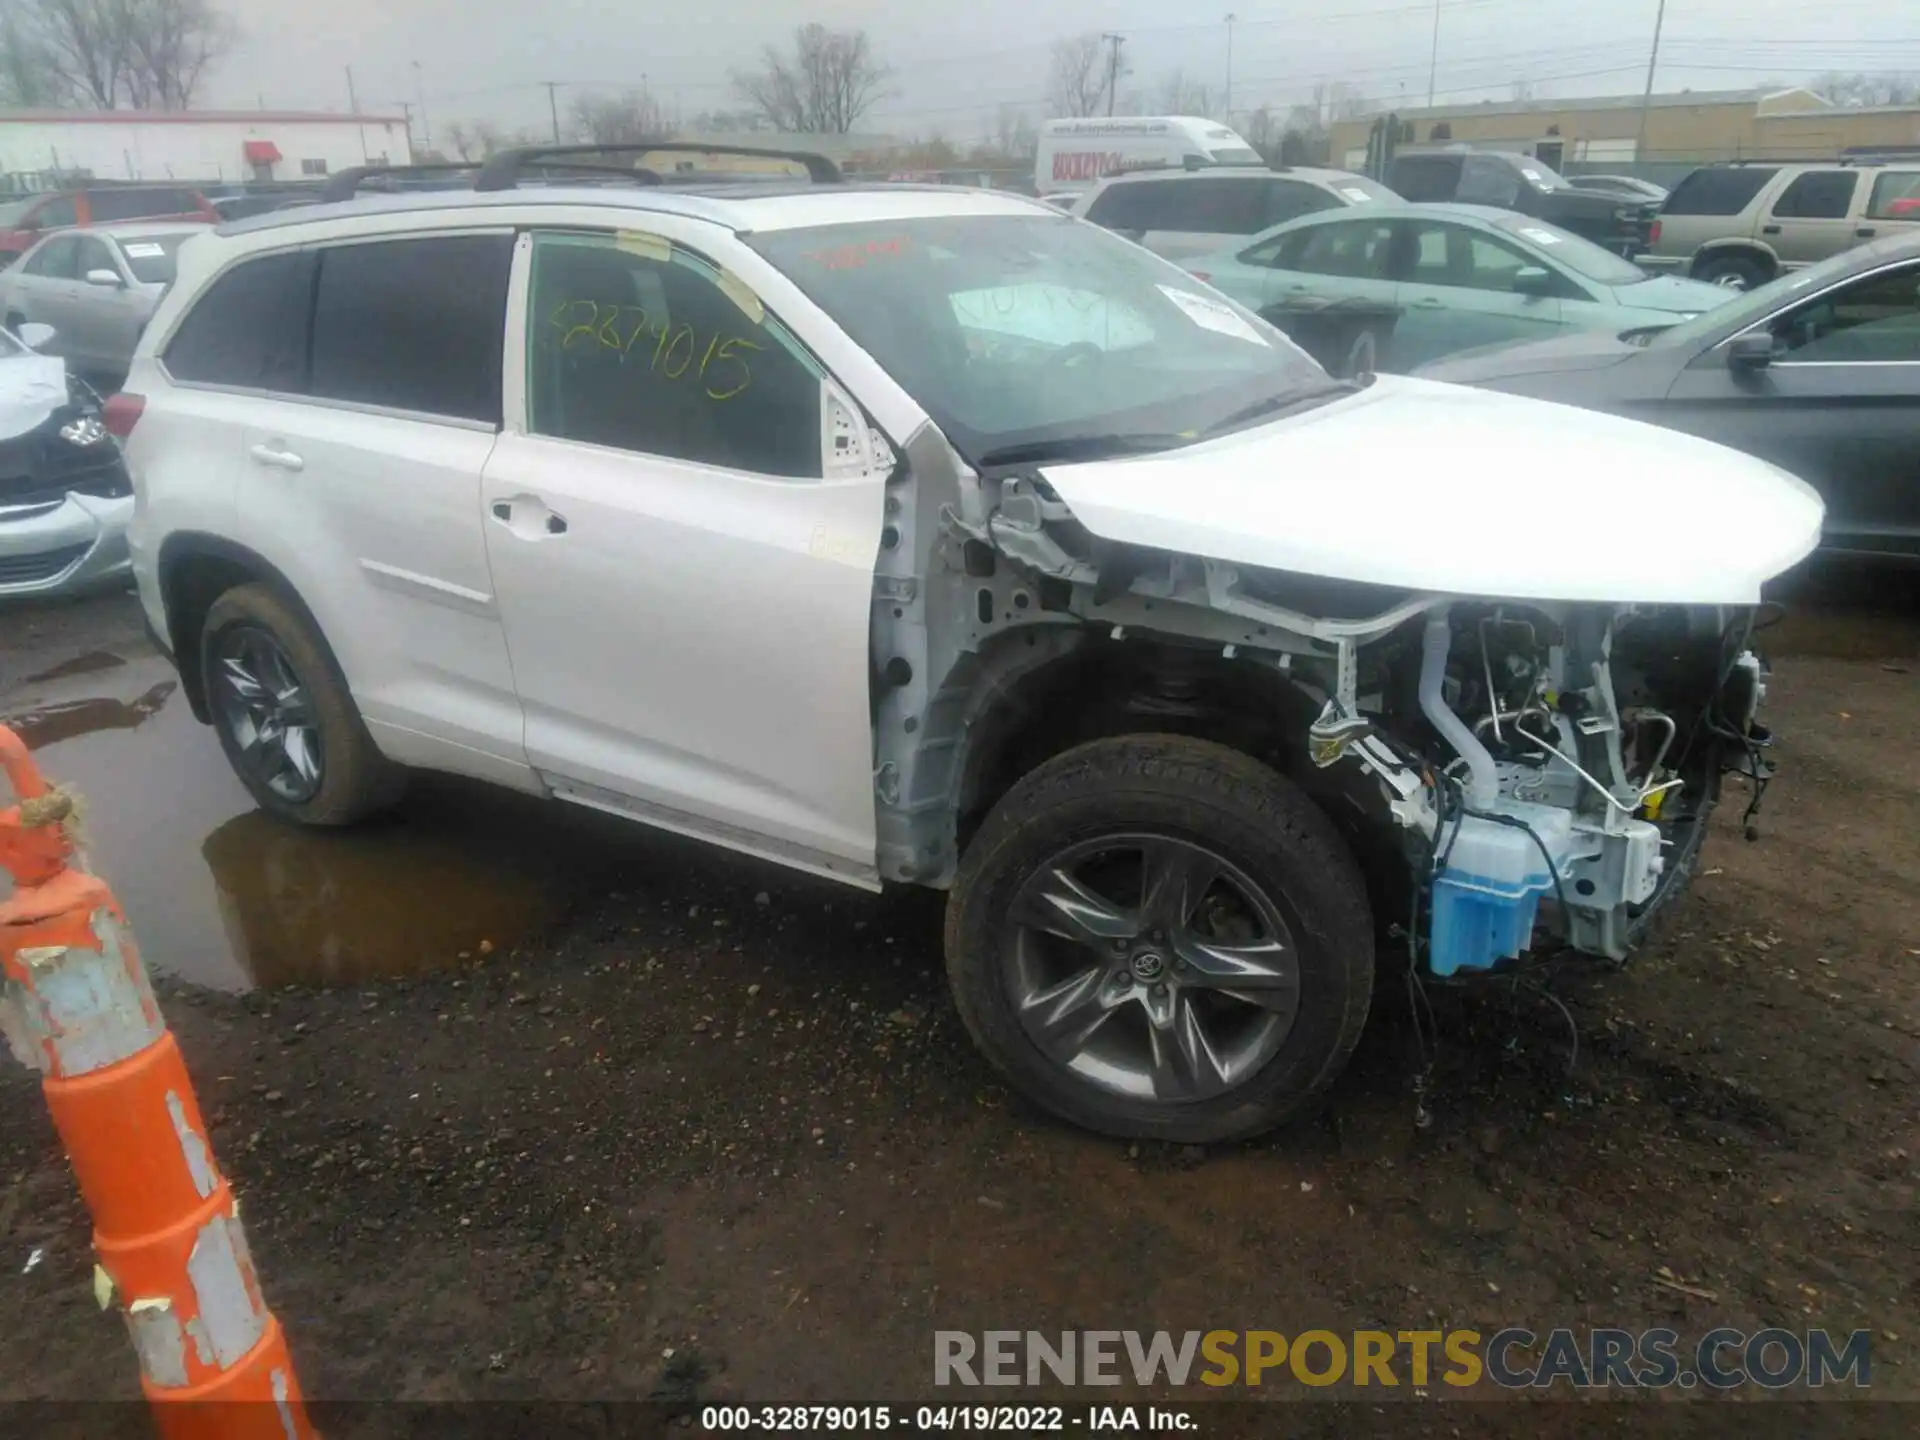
[1386, 149, 1656, 256]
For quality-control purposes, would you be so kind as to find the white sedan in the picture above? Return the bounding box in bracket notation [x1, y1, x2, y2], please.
[0, 223, 204, 378]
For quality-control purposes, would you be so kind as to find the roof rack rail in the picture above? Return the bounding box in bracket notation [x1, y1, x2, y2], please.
[475, 141, 843, 191]
[321, 162, 480, 202]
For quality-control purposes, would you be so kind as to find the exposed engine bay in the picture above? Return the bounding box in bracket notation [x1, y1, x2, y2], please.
[876, 445, 1777, 980]
[1305, 601, 1770, 975]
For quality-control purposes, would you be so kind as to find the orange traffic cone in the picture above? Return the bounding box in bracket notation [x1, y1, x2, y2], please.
[1, 725, 316, 1439]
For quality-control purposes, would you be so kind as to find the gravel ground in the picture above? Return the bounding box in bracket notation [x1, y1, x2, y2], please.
[0, 576, 1915, 1435]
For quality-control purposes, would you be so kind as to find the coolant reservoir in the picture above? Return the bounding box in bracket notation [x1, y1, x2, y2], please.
[1428, 802, 1576, 976]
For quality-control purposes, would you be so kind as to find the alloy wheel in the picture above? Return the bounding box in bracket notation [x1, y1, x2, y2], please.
[1002, 833, 1301, 1104]
[212, 625, 324, 804]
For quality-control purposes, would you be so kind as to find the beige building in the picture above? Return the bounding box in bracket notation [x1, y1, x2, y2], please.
[1329, 88, 1920, 175]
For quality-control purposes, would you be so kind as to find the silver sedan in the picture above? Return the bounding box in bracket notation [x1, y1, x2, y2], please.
[0, 223, 204, 379]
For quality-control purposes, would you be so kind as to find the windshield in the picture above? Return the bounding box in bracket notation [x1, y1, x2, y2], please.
[1648, 246, 1872, 351]
[116, 233, 192, 284]
[1494, 215, 1647, 284]
[749, 213, 1331, 463]
[1208, 146, 1264, 164]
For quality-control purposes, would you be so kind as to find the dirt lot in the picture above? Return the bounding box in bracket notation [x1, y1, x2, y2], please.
[1, 574, 1916, 1433]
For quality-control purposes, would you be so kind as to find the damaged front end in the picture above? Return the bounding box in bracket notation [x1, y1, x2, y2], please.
[892, 443, 1780, 981]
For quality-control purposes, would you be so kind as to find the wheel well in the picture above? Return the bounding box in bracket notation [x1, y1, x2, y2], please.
[156, 535, 324, 723]
[1691, 244, 1775, 280]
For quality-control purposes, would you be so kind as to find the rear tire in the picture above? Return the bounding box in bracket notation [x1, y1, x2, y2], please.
[1694, 254, 1769, 291]
[200, 583, 404, 826]
[945, 735, 1375, 1143]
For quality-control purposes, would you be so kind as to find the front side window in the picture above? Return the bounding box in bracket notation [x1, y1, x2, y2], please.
[1867, 172, 1920, 220]
[308, 234, 513, 423]
[24, 236, 80, 278]
[1406, 223, 1547, 294]
[526, 231, 824, 478]
[1770, 170, 1860, 220]
[1770, 262, 1920, 363]
[1456, 155, 1522, 207]
[74, 236, 116, 279]
[1265, 180, 1342, 229]
[165, 250, 315, 390]
[1389, 156, 1459, 202]
[749, 213, 1330, 465]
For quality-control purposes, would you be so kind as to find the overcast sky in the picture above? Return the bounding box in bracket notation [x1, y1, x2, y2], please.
[207, 0, 1920, 143]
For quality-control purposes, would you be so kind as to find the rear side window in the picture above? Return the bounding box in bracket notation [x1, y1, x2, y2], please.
[1175, 178, 1279, 235]
[164, 250, 315, 390]
[1085, 181, 1186, 233]
[1770, 170, 1860, 220]
[1662, 167, 1778, 216]
[307, 235, 513, 424]
[1866, 172, 1920, 220]
[88, 188, 194, 221]
[1388, 155, 1460, 202]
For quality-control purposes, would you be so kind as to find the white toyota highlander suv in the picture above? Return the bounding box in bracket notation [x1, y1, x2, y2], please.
[124, 145, 1823, 1142]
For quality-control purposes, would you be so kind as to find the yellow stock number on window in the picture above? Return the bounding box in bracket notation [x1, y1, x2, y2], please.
[547, 299, 766, 401]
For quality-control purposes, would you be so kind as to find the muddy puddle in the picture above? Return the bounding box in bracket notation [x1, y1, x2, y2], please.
[1, 652, 651, 992]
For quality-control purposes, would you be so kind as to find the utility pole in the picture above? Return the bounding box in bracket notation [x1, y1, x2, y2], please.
[1633, 0, 1669, 166]
[543, 81, 562, 142]
[1426, 0, 1441, 107]
[344, 66, 368, 162]
[1224, 13, 1237, 120]
[1102, 32, 1126, 118]
[412, 60, 431, 152]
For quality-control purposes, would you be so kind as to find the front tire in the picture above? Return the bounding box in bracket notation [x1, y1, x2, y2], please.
[945, 736, 1375, 1143]
[200, 583, 403, 825]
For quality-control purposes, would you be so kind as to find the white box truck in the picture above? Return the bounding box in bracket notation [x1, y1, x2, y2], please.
[1035, 117, 1262, 197]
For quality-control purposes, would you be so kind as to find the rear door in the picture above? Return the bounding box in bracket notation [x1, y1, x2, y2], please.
[5, 235, 84, 352]
[224, 232, 528, 775]
[1762, 169, 1864, 267]
[1661, 256, 1920, 556]
[1392, 218, 1566, 368]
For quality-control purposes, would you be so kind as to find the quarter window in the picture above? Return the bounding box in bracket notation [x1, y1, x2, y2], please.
[1771, 263, 1920, 362]
[525, 232, 824, 478]
[307, 234, 513, 423]
[1769, 170, 1859, 220]
[163, 250, 315, 390]
[1867, 172, 1920, 220]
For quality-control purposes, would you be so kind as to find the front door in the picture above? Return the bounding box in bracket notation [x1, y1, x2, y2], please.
[480, 228, 887, 884]
[1392, 219, 1566, 369]
[1663, 257, 1920, 556]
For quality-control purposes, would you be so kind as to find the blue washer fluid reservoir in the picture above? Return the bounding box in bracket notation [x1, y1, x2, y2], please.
[1427, 804, 1574, 977]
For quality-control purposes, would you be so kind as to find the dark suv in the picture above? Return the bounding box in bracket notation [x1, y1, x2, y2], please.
[1386, 149, 1655, 254]
[0, 185, 217, 267]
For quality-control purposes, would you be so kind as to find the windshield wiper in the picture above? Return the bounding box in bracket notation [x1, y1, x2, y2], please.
[975, 433, 1191, 467]
[1199, 381, 1359, 438]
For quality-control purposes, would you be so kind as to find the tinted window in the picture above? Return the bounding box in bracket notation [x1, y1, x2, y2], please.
[1085, 181, 1179, 233]
[1457, 155, 1523, 207]
[1388, 155, 1460, 202]
[527, 231, 823, 477]
[1772, 262, 1920, 362]
[34, 195, 78, 228]
[23, 235, 80, 278]
[1266, 180, 1342, 228]
[164, 250, 315, 390]
[1770, 171, 1859, 220]
[88, 188, 194, 221]
[1662, 167, 1778, 216]
[1279, 219, 1398, 280]
[1089, 178, 1272, 236]
[307, 235, 511, 423]
[1866, 172, 1920, 221]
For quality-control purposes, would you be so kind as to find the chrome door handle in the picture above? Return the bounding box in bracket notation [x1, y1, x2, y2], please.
[248, 444, 304, 472]
[488, 495, 568, 540]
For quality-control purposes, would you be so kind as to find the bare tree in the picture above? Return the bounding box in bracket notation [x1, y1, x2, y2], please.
[0, 11, 66, 106]
[1156, 68, 1217, 119]
[994, 104, 1037, 160]
[731, 23, 891, 134]
[569, 89, 671, 145]
[13, 0, 234, 109]
[1810, 71, 1920, 107]
[1046, 33, 1107, 119]
[1242, 104, 1280, 158]
[442, 120, 525, 161]
[688, 108, 772, 134]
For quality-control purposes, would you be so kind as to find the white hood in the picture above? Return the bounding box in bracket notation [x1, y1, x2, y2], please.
[1039, 375, 1825, 605]
[0, 353, 71, 441]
